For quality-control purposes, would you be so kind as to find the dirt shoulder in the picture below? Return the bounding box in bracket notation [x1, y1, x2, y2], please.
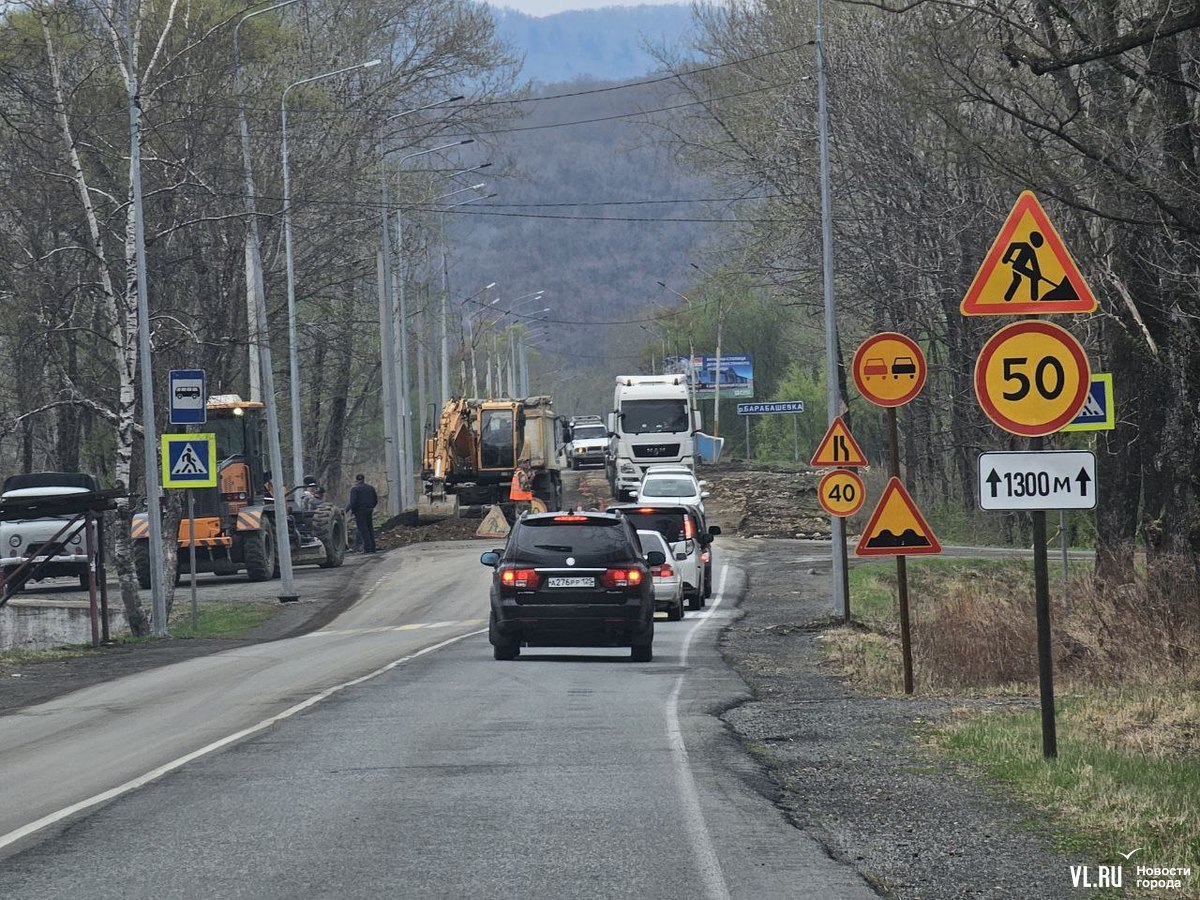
[718, 541, 1090, 898]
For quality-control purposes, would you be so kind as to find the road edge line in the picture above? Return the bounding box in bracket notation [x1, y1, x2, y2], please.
[0, 628, 486, 854]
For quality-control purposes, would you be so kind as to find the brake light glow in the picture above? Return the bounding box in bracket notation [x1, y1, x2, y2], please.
[500, 567, 540, 589]
[652, 564, 674, 578]
[700, 550, 711, 564]
[683, 517, 696, 540]
[600, 568, 644, 588]
[552, 515, 589, 522]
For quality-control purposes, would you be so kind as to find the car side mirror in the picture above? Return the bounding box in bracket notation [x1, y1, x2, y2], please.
[645, 550, 665, 566]
[700, 491, 710, 499]
[675, 551, 688, 561]
[708, 525, 721, 537]
[698, 480, 707, 487]
[480, 551, 500, 567]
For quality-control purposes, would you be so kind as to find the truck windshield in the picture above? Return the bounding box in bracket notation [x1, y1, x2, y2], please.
[211, 416, 247, 460]
[480, 408, 516, 469]
[620, 400, 688, 434]
[573, 425, 607, 441]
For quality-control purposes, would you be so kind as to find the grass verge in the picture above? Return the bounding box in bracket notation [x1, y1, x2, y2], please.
[165, 600, 279, 638]
[930, 694, 1200, 899]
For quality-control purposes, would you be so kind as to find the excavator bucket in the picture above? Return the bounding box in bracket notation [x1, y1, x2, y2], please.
[417, 492, 459, 520]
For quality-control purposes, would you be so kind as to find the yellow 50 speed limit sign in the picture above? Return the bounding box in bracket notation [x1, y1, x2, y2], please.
[818, 469, 866, 518]
[974, 320, 1090, 437]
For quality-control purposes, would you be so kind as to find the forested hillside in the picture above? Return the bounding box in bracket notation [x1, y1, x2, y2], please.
[490, 5, 692, 84]
[443, 74, 722, 416]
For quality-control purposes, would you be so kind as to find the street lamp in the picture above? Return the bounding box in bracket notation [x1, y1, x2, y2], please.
[374, 97, 463, 515]
[690, 262, 725, 441]
[378, 137, 473, 514]
[281, 58, 380, 491]
[657, 281, 700, 427]
[234, 0, 302, 603]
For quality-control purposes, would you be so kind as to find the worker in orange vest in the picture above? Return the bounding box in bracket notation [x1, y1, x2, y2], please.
[509, 460, 534, 515]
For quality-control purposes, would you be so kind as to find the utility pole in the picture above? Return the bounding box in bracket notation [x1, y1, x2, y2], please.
[817, 0, 849, 620]
[234, 0, 298, 601]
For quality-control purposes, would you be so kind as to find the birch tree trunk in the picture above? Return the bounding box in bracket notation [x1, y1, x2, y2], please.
[41, 10, 149, 635]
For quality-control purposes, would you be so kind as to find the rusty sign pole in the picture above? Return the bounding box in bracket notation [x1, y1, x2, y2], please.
[886, 407, 914, 694]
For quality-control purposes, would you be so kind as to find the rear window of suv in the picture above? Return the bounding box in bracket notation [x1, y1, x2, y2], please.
[511, 519, 635, 566]
[616, 510, 685, 544]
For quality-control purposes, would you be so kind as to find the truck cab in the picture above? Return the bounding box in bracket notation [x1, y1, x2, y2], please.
[607, 376, 699, 501]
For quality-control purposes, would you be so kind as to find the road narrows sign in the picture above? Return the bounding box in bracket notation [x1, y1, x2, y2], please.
[977, 450, 1097, 511]
[810, 416, 868, 467]
[818, 469, 866, 517]
[852, 332, 927, 408]
[161, 434, 217, 489]
[855, 477, 942, 557]
[960, 191, 1098, 316]
[974, 320, 1091, 437]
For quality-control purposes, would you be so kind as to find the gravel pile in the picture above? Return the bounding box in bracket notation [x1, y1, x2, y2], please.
[701, 463, 833, 539]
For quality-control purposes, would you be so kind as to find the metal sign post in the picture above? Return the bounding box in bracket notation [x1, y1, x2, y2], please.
[188, 490, 198, 631]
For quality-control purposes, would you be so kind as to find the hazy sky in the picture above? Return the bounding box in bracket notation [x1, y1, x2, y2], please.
[491, 0, 686, 18]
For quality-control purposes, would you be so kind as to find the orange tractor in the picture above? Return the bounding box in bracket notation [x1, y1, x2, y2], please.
[131, 394, 346, 586]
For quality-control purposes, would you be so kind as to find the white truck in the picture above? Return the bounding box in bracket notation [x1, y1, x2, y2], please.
[607, 375, 699, 501]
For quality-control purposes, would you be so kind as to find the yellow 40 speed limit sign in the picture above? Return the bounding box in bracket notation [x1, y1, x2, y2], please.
[818, 469, 866, 518]
[975, 320, 1090, 437]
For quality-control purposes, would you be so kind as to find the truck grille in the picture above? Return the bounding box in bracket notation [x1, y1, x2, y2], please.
[632, 443, 680, 459]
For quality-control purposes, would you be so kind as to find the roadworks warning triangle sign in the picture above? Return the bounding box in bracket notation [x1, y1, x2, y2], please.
[810, 416, 867, 468]
[476, 504, 511, 539]
[855, 477, 942, 557]
[960, 191, 1098, 316]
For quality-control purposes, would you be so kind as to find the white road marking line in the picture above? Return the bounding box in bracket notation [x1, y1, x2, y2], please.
[0, 628, 486, 854]
[667, 565, 732, 900]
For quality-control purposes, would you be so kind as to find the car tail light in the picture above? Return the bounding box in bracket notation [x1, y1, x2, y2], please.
[222, 491, 249, 502]
[500, 567, 540, 589]
[600, 567, 644, 588]
[683, 517, 696, 540]
[700, 550, 710, 564]
[652, 564, 674, 578]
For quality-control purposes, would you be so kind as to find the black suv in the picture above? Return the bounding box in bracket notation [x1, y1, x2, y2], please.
[480, 511, 664, 662]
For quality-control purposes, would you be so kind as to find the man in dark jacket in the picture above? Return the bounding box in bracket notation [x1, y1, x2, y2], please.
[347, 473, 378, 553]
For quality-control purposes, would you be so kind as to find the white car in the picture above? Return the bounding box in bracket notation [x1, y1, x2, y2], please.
[0, 473, 98, 591]
[636, 467, 709, 513]
[636, 529, 684, 621]
[566, 421, 609, 469]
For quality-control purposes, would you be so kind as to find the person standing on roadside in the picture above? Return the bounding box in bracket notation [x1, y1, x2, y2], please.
[347, 473, 378, 553]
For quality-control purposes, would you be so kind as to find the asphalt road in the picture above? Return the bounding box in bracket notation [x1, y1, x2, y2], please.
[0, 539, 877, 899]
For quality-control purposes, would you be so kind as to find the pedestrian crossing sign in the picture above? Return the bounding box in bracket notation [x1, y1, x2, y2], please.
[960, 191, 1098, 316]
[161, 434, 217, 488]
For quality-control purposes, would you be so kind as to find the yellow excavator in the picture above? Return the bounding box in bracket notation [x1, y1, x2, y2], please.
[421, 396, 563, 516]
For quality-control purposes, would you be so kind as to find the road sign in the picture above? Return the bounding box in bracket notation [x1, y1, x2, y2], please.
[978, 450, 1097, 511]
[1061, 373, 1115, 433]
[169, 369, 206, 425]
[818, 469, 866, 517]
[161, 434, 217, 489]
[852, 333, 927, 408]
[810, 416, 867, 467]
[960, 191, 1098, 316]
[855, 477, 941, 557]
[737, 401, 805, 415]
[974, 320, 1090, 437]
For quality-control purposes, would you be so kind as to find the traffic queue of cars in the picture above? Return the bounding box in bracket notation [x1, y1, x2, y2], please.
[480, 461, 719, 661]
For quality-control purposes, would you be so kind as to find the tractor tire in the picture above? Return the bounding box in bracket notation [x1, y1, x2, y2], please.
[243, 521, 276, 582]
[312, 503, 347, 569]
[133, 540, 152, 589]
